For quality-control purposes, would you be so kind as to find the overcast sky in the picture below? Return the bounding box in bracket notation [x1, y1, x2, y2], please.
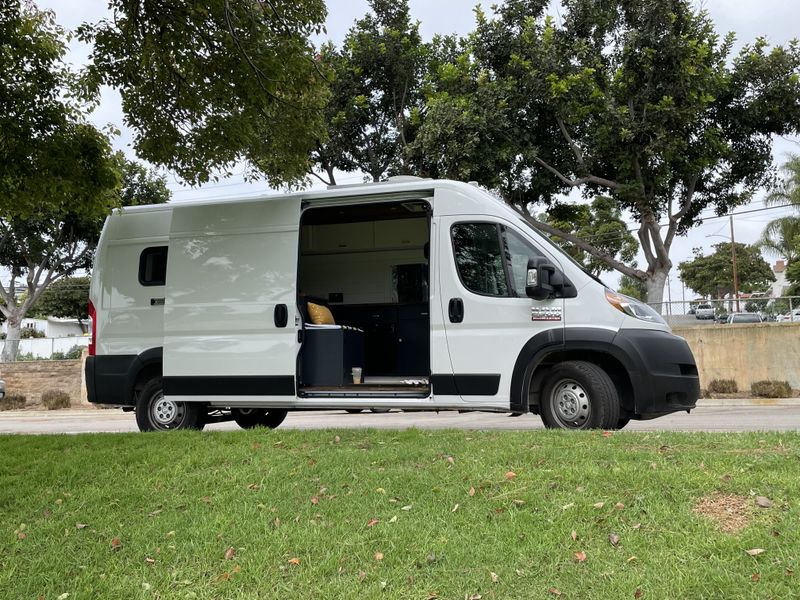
[36, 0, 800, 300]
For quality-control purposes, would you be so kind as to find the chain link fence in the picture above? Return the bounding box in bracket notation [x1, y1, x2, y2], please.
[649, 296, 800, 327]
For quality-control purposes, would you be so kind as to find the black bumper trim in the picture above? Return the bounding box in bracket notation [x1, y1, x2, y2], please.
[163, 376, 296, 396]
[431, 374, 500, 396]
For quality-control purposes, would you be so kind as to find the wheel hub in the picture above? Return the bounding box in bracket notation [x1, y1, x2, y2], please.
[552, 379, 590, 426]
[151, 394, 184, 428]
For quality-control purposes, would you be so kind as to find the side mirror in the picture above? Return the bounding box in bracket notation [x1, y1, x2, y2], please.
[525, 257, 557, 300]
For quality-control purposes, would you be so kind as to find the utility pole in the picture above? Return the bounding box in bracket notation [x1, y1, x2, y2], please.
[730, 215, 740, 312]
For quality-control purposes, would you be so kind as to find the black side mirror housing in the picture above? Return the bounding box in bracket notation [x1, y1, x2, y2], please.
[525, 257, 557, 300]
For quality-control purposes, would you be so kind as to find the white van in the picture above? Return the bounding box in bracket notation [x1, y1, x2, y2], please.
[86, 178, 699, 431]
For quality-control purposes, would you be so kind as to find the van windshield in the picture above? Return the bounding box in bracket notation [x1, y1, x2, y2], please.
[517, 217, 609, 289]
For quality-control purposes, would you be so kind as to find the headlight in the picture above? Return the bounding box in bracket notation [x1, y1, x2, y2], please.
[605, 289, 666, 325]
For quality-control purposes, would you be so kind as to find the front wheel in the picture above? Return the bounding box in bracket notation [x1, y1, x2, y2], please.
[135, 377, 205, 432]
[540, 361, 620, 430]
[232, 408, 288, 429]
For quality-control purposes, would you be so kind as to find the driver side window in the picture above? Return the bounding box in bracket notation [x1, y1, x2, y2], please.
[503, 227, 546, 297]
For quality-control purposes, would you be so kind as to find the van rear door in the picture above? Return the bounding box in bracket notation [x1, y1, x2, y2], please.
[162, 197, 300, 405]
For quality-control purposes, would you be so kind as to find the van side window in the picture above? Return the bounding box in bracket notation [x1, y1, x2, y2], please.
[503, 227, 546, 297]
[451, 223, 509, 296]
[139, 246, 168, 286]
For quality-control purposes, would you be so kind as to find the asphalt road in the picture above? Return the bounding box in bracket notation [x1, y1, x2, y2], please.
[1, 404, 800, 434]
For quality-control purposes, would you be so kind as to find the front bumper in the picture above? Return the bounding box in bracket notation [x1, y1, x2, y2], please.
[613, 328, 700, 419]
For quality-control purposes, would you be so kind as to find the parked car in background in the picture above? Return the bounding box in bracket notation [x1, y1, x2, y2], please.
[695, 303, 715, 319]
[0, 379, 4, 399]
[777, 309, 800, 322]
[726, 312, 763, 324]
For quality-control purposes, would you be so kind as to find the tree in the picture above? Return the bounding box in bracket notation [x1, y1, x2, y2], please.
[78, 0, 329, 187]
[0, 159, 167, 361]
[312, 0, 427, 184]
[538, 196, 637, 276]
[29, 277, 91, 322]
[0, 2, 119, 219]
[677, 243, 775, 300]
[618, 274, 647, 302]
[757, 216, 800, 263]
[413, 0, 800, 307]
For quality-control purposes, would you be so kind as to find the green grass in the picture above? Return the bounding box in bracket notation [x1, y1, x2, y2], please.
[1, 429, 799, 599]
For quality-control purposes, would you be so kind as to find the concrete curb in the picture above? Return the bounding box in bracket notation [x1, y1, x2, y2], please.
[697, 398, 799, 407]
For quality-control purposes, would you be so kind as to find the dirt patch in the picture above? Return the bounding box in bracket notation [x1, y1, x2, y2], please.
[694, 492, 752, 533]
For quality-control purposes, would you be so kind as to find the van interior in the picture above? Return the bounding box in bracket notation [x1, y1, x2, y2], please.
[297, 200, 431, 398]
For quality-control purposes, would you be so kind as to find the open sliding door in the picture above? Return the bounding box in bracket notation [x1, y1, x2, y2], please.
[163, 197, 301, 406]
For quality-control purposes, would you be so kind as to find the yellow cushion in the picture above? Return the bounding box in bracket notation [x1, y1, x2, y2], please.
[307, 302, 336, 325]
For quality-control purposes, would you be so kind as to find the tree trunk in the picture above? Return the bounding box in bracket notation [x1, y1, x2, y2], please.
[1, 313, 22, 362]
[644, 268, 668, 313]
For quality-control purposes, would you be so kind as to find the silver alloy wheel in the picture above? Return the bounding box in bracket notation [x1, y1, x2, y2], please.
[550, 378, 591, 428]
[150, 392, 186, 429]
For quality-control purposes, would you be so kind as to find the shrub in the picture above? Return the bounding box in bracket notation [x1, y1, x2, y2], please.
[707, 379, 738, 394]
[41, 390, 71, 410]
[20, 328, 45, 339]
[0, 394, 26, 411]
[65, 345, 84, 359]
[751, 380, 793, 398]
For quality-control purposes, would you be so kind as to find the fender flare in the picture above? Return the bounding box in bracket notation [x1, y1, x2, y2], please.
[124, 347, 163, 405]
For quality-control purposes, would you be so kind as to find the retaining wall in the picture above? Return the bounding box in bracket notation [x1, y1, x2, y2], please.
[673, 322, 800, 391]
[0, 356, 87, 406]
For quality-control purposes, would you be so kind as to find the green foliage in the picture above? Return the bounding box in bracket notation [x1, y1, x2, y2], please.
[751, 380, 793, 398]
[313, 0, 428, 183]
[412, 0, 800, 302]
[0, 394, 25, 411]
[118, 158, 171, 207]
[618, 275, 648, 302]
[678, 242, 775, 298]
[79, 0, 329, 187]
[0, 2, 120, 220]
[41, 389, 71, 410]
[707, 379, 738, 394]
[540, 196, 638, 275]
[19, 328, 45, 339]
[31, 277, 90, 321]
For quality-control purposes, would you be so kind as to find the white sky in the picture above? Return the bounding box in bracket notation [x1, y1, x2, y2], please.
[36, 0, 800, 299]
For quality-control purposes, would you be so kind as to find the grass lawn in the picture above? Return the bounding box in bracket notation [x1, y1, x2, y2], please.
[1, 428, 798, 599]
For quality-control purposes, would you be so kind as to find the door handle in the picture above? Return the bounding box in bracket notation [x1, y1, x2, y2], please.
[448, 298, 464, 323]
[274, 304, 288, 328]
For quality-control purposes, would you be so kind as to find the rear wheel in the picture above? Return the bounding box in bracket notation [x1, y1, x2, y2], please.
[540, 361, 620, 430]
[135, 377, 205, 432]
[232, 408, 288, 429]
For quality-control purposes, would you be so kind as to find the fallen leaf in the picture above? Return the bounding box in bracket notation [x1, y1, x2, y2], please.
[632, 523, 642, 530]
[55, 498, 63, 506]
[310, 496, 319, 505]
[426, 593, 439, 599]
[358, 569, 367, 581]
[609, 533, 621, 546]
[76, 523, 89, 530]
[786, 568, 794, 576]
[571, 530, 577, 541]
[602, 431, 612, 437]
[575, 485, 585, 492]
[145, 557, 156, 565]
[574, 551, 587, 563]
[374, 552, 384, 561]
[367, 518, 379, 527]
[593, 502, 605, 509]
[288, 557, 301, 565]
[247, 483, 260, 491]
[469, 487, 476, 497]
[224, 547, 236, 560]
[751, 572, 760, 582]
[334, 435, 341, 443]
[745, 549, 765, 556]
[447, 456, 455, 465]
[634, 588, 643, 599]
[452, 503, 460, 512]
[548, 588, 562, 596]
[215, 572, 231, 582]
[56, 594, 69, 600]
[17, 532, 26, 540]
[111, 537, 122, 551]
[468, 595, 482, 600]
[166, 530, 176, 538]
[615, 502, 625, 510]
[505, 471, 517, 480]
[389, 516, 398, 523]
[512, 499, 525, 506]
[376, 487, 385, 494]
[401, 505, 413, 511]
[426, 553, 437, 563]
[148, 509, 162, 517]
[755, 496, 772, 508]
[562, 503, 575, 510]
[490, 572, 499, 583]
[627, 556, 637, 562]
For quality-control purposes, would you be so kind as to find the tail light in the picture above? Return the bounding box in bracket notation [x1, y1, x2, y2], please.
[88, 299, 96, 356]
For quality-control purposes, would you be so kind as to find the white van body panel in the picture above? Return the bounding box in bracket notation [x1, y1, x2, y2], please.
[163, 197, 300, 403]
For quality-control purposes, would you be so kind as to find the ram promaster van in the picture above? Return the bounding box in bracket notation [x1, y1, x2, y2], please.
[86, 178, 700, 431]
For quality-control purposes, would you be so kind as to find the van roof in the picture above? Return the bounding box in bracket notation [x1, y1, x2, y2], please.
[115, 177, 492, 215]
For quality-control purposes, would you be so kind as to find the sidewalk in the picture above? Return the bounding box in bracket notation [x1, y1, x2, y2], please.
[698, 397, 798, 407]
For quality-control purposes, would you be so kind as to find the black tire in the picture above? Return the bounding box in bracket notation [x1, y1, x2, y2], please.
[370, 408, 390, 413]
[232, 408, 288, 429]
[135, 377, 205, 432]
[345, 409, 364, 414]
[539, 361, 620, 430]
[616, 418, 630, 429]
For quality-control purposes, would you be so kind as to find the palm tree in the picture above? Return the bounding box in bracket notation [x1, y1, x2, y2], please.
[758, 155, 800, 262]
